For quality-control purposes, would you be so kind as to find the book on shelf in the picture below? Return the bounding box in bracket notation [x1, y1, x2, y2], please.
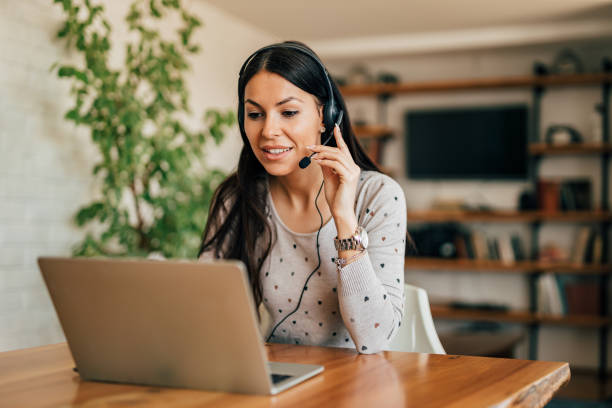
[471, 231, 488, 260]
[571, 226, 602, 265]
[486, 238, 498, 260]
[536, 275, 550, 314]
[497, 236, 515, 265]
[559, 184, 575, 211]
[583, 229, 597, 263]
[536, 273, 565, 315]
[539, 178, 593, 212]
[564, 279, 601, 315]
[560, 179, 592, 211]
[510, 234, 526, 261]
[463, 232, 475, 259]
[494, 238, 502, 261]
[537, 180, 561, 213]
[539, 275, 606, 316]
[454, 230, 527, 263]
[571, 226, 591, 264]
[408, 227, 530, 265]
[592, 234, 603, 264]
[555, 275, 569, 316]
[454, 234, 469, 259]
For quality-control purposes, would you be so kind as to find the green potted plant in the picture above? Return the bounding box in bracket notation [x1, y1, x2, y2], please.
[53, 0, 235, 259]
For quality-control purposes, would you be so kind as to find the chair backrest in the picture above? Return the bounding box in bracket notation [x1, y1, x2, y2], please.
[386, 284, 445, 354]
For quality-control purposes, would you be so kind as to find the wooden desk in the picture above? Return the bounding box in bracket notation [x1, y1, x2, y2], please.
[0, 342, 569, 407]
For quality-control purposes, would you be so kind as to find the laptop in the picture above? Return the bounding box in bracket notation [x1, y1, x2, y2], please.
[38, 256, 324, 395]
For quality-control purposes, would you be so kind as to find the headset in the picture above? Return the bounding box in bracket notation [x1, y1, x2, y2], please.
[238, 42, 344, 169]
[238, 43, 344, 342]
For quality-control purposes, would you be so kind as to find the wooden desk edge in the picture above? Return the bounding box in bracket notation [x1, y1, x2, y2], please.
[1, 343, 573, 408]
[505, 362, 571, 408]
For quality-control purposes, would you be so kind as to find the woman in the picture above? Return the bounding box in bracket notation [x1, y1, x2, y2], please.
[199, 41, 407, 354]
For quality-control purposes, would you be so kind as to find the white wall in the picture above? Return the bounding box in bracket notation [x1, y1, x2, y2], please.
[0, 0, 276, 352]
[324, 39, 612, 370]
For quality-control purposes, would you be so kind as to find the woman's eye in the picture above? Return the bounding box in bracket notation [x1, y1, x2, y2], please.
[282, 110, 299, 117]
[247, 112, 263, 119]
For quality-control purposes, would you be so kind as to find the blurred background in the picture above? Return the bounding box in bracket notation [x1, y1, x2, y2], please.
[2, 0, 612, 405]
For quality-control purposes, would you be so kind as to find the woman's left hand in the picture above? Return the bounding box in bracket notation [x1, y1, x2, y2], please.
[307, 124, 360, 221]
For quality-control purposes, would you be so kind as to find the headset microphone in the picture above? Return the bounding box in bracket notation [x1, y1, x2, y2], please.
[299, 110, 344, 169]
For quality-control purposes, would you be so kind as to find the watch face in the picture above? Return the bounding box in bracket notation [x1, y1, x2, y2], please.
[360, 228, 369, 249]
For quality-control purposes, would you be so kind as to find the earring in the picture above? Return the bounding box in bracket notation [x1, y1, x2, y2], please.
[320, 125, 325, 133]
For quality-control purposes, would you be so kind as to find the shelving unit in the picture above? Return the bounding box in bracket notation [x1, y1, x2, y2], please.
[340, 66, 612, 377]
[527, 65, 611, 378]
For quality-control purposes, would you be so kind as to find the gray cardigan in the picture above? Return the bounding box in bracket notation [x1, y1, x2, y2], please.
[201, 170, 407, 354]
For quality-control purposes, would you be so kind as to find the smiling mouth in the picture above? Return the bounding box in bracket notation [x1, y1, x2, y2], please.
[262, 147, 293, 154]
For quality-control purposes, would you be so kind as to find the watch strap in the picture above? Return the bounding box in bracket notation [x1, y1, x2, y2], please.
[334, 226, 365, 251]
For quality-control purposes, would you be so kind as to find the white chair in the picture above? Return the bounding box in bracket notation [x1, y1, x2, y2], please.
[259, 284, 445, 354]
[386, 284, 445, 354]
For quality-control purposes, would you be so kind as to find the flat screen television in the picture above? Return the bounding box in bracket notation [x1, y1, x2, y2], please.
[405, 105, 528, 180]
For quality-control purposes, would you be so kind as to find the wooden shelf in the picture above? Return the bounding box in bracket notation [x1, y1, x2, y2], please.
[404, 257, 612, 275]
[538, 313, 612, 328]
[431, 304, 534, 324]
[354, 124, 393, 140]
[339, 73, 612, 96]
[406, 209, 612, 223]
[529, 142, 612, 155]
[431, 304, 612, 328]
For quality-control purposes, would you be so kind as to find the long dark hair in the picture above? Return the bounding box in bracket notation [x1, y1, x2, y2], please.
[198, 41, 380, 317]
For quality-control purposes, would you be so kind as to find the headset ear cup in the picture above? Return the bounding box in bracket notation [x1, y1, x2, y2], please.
[324, 103, 337, 138]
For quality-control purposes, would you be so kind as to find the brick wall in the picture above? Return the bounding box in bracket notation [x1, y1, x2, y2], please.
[0, 0, 275, 351]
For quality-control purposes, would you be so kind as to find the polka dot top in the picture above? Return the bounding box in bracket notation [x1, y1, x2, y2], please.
[259, 170, 406, 354]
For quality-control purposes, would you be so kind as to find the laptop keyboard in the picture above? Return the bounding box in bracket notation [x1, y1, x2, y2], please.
[271, 374, 292, 384]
